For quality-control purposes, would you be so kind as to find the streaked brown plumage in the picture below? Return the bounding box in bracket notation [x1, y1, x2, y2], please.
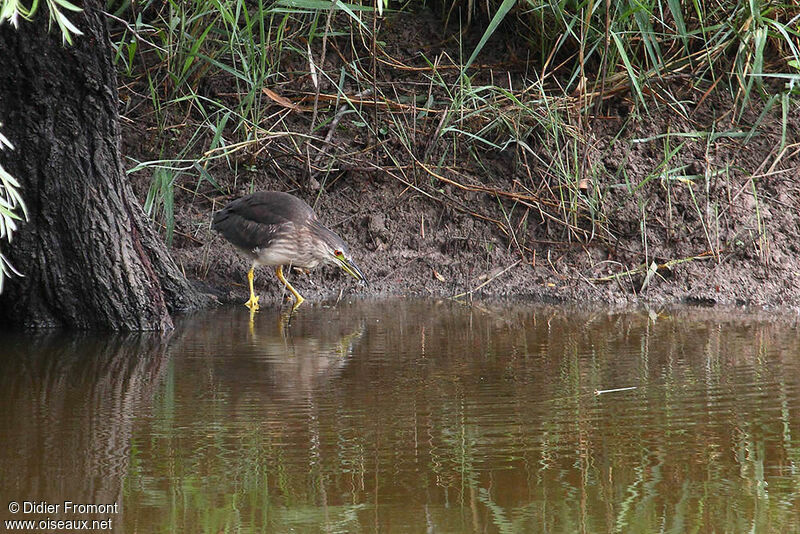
[212, 191, 366, 310]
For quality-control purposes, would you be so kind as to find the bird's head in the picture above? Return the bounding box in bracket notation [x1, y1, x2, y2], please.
[316, 225, 368, 284]
[330, 246, 368, 284]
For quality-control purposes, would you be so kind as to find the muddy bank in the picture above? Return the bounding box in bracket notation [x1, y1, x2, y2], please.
[130, 104, 800, 310]
[146, 115, 800, 311]
[121, 12, 800, 312]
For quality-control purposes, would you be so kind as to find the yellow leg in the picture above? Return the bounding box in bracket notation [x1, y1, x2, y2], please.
[244, 266, 260, 311]
[276, 265, 305, 310]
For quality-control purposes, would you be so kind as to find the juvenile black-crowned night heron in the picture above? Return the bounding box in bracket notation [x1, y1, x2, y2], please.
[212, 191, 366, 311]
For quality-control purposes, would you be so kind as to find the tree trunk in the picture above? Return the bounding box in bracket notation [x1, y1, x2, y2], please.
[0, 2, 205, 330]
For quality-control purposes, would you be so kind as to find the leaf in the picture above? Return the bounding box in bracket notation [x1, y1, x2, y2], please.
[262, 87, 304, 111]
[53, 8, 84, 45]
[464, 0, 515, 71]
[610, 31, 646, 109]
[640, 261, 658, 292]
[273, 0, 371, 32]
[307, 42, 318, 90]
[667, 0, 688, 48]
[275, 0, 372, 11]
[51, 0, 83, 12]
[0, 130, 14, 150]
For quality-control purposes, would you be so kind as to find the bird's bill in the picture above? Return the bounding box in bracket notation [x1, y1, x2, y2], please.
[336, 256, 368, 284]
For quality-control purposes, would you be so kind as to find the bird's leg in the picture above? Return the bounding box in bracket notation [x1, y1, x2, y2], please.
[276, 265, 305, 309]
[278, 308, 293, 335]
[248, 306, 257, 337]
[245, 266, 260, 311]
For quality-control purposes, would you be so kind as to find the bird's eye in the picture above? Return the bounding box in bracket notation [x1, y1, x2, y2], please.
[334, 249, 343, 257]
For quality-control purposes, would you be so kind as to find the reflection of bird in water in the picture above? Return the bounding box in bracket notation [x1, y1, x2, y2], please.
[171, 307, 367, 400]
[249, 320, 366, 395]
[212, 191, 367, 312]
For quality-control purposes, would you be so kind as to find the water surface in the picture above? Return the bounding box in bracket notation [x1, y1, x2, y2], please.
[1, 301, 800, 533]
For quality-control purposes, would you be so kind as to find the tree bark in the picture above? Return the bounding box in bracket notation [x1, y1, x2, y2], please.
[0, 2, 204, 330]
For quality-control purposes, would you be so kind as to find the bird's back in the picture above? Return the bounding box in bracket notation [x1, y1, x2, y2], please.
[212, 191, 317, 254]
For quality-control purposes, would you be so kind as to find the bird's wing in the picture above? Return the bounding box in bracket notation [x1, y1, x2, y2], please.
[212, 192, 316, 251]
[247, 191, 317, 221]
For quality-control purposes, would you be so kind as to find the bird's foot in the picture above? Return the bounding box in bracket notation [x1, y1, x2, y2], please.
[291, 294, 305, 312]
[244, 294, 260, 311]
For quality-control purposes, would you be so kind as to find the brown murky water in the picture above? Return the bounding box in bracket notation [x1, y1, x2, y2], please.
[1, 301, 800, 533]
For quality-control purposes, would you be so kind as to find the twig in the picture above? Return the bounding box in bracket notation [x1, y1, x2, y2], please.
[311, 89, 373, 171]
[452, 260, 521, 300]
[595, 386, 637, 396]
[416, 161, 589, 240]
[102, 11, 167, 53]
[310, 0, 339, 134]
